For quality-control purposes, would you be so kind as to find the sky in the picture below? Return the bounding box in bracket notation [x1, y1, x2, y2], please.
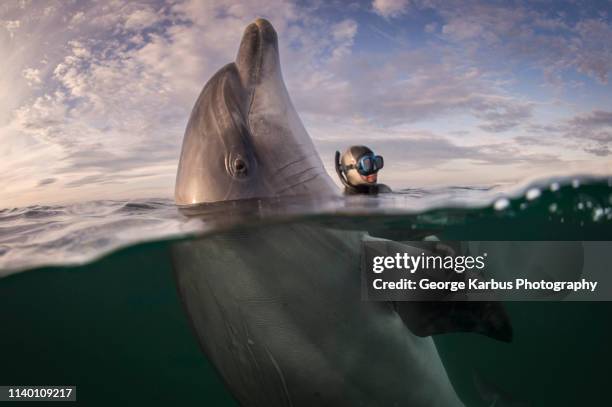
[1, 0, 611, 207]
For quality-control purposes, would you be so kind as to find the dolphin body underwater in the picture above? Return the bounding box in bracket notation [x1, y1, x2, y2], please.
[172, 19, 512, 407]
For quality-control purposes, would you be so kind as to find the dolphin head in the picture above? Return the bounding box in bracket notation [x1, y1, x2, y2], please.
[175, 19, 336, 205]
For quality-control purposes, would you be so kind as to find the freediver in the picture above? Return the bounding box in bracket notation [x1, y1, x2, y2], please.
[335, 145, 392, 194]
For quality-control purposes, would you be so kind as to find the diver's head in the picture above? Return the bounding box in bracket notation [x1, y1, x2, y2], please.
[338, 145, 384, 187]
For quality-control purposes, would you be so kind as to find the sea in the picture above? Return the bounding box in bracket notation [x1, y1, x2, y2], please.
[1, 175, 611, 406]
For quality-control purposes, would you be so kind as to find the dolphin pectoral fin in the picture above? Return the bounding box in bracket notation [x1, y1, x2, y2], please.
[363, 237, 513, 342]
[393, 300, 513, 342]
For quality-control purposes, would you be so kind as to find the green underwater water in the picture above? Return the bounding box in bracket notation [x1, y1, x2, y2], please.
[1, 178, 612, 406]
[0, 241, 237, 406]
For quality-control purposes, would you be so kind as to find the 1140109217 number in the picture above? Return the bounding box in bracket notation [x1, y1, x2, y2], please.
[1, 386, 76, 401]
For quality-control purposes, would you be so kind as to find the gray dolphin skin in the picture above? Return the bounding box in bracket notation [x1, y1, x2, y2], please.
[172, 18, 506, 406]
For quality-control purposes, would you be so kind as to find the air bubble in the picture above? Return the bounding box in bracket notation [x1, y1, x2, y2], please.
[572, 179, 580, 188]
[526, 188, 541, 201]
[550, 182, 560, 192]
[549, 203, 558, 213]
[494, 198, 509, 211]
[593, 208, 604, 222]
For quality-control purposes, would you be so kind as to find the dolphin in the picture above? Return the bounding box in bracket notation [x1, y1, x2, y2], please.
[172, 19, 510, 406]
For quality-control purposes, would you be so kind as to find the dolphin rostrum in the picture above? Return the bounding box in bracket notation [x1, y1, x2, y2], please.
[172, 18, 510, 406]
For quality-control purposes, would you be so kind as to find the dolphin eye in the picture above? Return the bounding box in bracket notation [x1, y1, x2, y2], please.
[233, 158, 247, 176]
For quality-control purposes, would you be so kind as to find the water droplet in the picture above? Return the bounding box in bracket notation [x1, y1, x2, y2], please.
[494, 198, 509, 211]
[526, 188, 541, 201]
[577, 202, 584, 210]
[549, 203, 558, 213]
[572, 179, 580, 188]
[593, 208, 604, 222]
[550, 182, 560, 192]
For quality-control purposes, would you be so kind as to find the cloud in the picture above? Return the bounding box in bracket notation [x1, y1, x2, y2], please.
[290, 48, 533, 134]
[3, 19, 20, 38]
[424, 22, 437, 33]
[524, 109, 612, 157]
[474, 101, 533, 132]
[123, 7, 159, 30]
[315, 127, 558, 167]
[64, 174, 124, 188]
[428, 1, 612, 85]
[573, 19, 612, 83]
[513, 135, 554, 146]
[564, 110, 612, 156]
[584, 146, 611, 157]
[37, 178, 56, 187]
[22, 68, 41, 86]
[372, 0, 409, 18]
[568, 110, 612, 128]
[330, 19, 358, 60]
